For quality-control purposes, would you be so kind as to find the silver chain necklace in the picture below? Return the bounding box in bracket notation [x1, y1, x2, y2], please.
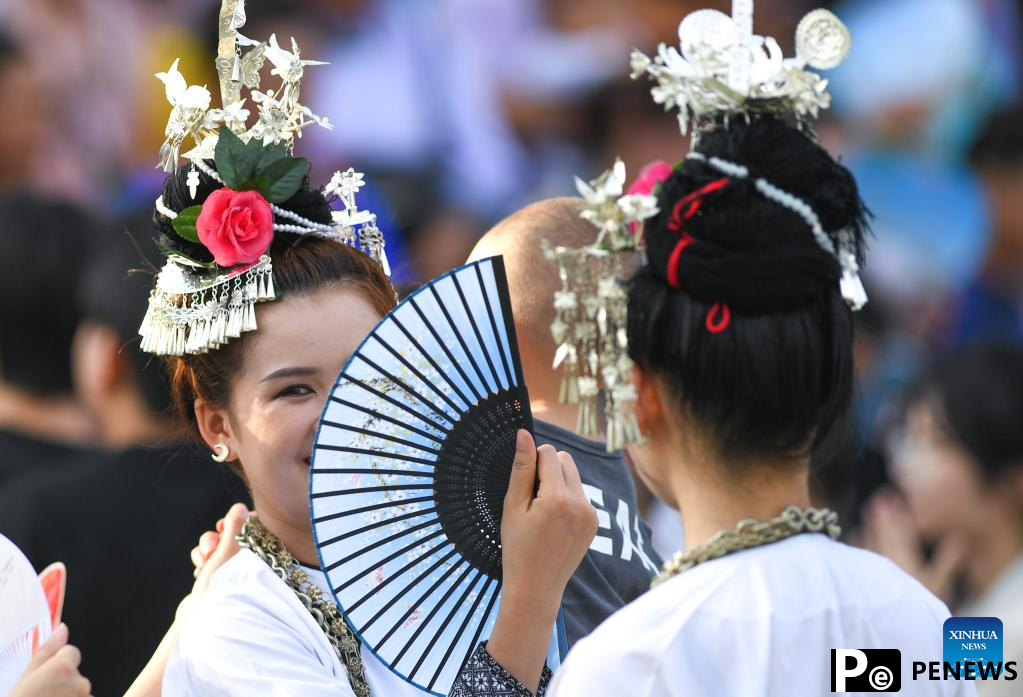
[238, 516, 371, 697]
[653, 505, 841, 587]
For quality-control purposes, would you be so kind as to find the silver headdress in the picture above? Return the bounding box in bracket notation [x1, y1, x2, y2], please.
[630, 0, 851, 137]
[543, 161, 659, 450]
[140, 0, 388, 357]
[546, 1, 857, 451]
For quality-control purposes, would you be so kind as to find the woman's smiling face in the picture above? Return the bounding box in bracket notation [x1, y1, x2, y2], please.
[196, 285, 382, 562]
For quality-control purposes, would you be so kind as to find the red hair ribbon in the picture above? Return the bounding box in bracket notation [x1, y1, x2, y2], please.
[705, 303, 731, 333]
[662, 177, 733, 334]
[667, 178, 730, 233]
[665, 177, 730, 289]
[666, 233, 696, 288]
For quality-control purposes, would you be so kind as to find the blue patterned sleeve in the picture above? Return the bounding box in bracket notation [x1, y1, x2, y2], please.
[448, 642, 553, 697]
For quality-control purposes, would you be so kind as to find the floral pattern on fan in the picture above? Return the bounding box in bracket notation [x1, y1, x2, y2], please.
[310, 257, 563, 696]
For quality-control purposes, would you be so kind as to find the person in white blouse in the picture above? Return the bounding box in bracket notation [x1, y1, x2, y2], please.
[469, 28, 978, 697]
[866, 343, 1023, 697]
[150, 229, 594, 696]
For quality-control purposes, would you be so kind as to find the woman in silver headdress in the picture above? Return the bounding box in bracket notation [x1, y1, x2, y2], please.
[140, 3, 595, 696]
[454, 3, 977, 696]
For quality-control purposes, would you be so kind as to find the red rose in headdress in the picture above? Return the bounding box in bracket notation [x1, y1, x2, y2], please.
[196, 188, 274, 267]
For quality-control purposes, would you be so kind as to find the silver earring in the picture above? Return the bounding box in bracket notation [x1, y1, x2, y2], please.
[211, 443, 230, 463]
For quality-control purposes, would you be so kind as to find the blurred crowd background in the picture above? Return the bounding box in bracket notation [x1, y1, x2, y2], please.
[1, 0, 1022, 695]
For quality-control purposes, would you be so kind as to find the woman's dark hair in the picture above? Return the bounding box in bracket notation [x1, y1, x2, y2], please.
[913, 342, 1023, 479]
[79, 221, 175, 416]
[628, 117, 869, 464]
[159, 164, 397, 437]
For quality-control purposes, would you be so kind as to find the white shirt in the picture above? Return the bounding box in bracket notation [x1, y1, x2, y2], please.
[550, 535, 976, 697]
[960, 555, 1023, 697]
[163, 549, 427, 696]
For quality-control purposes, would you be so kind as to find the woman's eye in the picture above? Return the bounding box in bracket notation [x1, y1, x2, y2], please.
[275, 384, 314, 399]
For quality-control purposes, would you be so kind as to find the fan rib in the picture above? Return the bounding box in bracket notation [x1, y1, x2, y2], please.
[314, 468, 433, 478]
[354, 494, 502, 623]
[344, 377, 452, 434]
[491, 262, 528, 388]
[408, 298, 484, 403]
[451, 272, 501, 394]
[456, 580, 502, 686]
[356, 354, 455, 427]
[391, 315, 473, 408]
[347, 544, 457, 615]
[319, 507, 438, 549]
[320, 421, 442, 456]
[411, 570, 485, 682]
[391, 564, 478, 666]
[328, 397, 443, 444]
[327, 397, 439, 440]
[429, 283, 495, 396]
[345, 544, 454, 614]
[474, 263, 513, 388]
[313, 495, 434, 525]
[312, 483, 432, 500]
[427, 576, 496, 691]
[330, 519, 441, 568]
[326, 527, 445, 574]
[372, 559, 468, 649]
[371, 334, 465, 413]
[314, 445, 436, 468]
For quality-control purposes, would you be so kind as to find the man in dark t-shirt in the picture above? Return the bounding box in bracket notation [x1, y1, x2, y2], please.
[534, 419, 659, 645]
[0, 192, 101, 497]
[468, 197, 663, 645]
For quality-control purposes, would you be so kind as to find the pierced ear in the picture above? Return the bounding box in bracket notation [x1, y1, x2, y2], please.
[1010, 464, 1023, 506]
[194, 399, 238, 462]
[72, 323, 124, 398]
[631, 363, 664, 439]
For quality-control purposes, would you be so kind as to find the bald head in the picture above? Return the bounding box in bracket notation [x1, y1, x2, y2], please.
[468, 197, 597, 392]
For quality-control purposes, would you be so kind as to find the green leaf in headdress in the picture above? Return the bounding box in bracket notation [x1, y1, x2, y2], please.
[171, 204, 204, 244]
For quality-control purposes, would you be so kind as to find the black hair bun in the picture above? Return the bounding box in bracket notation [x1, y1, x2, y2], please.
[645, 117, 868, 314]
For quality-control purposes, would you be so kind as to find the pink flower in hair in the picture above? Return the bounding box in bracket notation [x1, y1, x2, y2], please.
[628, 160, 674, 197]
[627, 160, 674, 233]
[196, 188, 274, 267]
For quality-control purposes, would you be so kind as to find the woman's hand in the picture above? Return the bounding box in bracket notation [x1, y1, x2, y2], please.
[501, 430, 597, 618]
[862, 489, 966, 606]
[123, 502, 249, 697]
[178, 502, 249, 620]
[485, 429, 597, 693]
[190, 502, 247, 580]
[9, 624, 92, 697]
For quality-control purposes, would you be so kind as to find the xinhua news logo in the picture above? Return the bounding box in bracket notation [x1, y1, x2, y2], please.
[831, 649, 901, 692]
[943, 617, 1002, 672]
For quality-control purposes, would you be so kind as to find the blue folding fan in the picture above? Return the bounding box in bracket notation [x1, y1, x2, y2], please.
[310, 256, 566, 695]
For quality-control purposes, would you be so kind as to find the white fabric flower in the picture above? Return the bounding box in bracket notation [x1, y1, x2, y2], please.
[575, 159, 659, 250]
[206, 100, 251, 131]
[156, 59, 211, 111]
[264, 34, 327, 83]
[325, 169, 365, 201]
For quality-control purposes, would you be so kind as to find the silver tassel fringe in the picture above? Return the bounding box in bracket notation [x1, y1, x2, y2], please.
[139, 255, 275, 356]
